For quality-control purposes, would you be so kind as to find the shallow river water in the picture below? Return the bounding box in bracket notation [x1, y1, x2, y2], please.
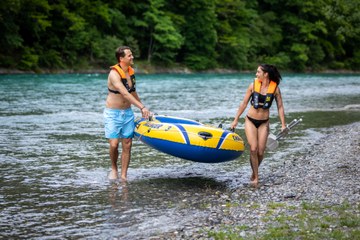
[1, 72, 359, 238]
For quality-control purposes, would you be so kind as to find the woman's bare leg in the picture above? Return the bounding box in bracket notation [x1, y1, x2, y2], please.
[245, 118, 259, 185]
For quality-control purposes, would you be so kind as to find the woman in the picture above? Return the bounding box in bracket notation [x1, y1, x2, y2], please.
[230, 64, 286, 186]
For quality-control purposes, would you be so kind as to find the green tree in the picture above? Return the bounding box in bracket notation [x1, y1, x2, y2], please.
[169, 0, 218, 70]
[142, 0, 184, 64]
[323, 0, 360, 70]
[0, 0, 359, 72]
[258, 0, 346, 71]
[19, 0, 52, 70]
[0, 0, 52, 70]
[215, 0, 252, 70]
[0, 0, 22, 67]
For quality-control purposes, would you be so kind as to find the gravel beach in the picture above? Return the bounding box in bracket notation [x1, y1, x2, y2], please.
[154, 122, 360, 239]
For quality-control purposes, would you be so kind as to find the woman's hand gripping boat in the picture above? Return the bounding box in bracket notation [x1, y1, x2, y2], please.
[134, 115, 245, 163]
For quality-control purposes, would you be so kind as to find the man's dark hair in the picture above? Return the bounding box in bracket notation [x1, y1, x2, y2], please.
[115, 46, 131, 62]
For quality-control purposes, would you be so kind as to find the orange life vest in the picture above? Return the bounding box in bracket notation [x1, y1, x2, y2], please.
[109, 64, 136, 93]
[251, 78, 277, 109]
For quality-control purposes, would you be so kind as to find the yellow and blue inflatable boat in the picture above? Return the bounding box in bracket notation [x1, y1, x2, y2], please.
[134, 115, 245, 163]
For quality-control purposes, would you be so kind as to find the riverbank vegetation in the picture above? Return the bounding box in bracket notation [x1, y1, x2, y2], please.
[207, 201, 360, 239]
[1, 0, 359, 73]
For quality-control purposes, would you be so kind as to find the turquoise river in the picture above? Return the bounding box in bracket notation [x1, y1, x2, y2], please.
[1, 72, 359, 238]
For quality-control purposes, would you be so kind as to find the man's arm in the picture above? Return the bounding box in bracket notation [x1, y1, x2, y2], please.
[109, 70, 150, 117]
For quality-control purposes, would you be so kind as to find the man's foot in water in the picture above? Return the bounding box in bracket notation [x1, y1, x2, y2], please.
[120, 175, 127, 181]
[108, 170, 119, 180]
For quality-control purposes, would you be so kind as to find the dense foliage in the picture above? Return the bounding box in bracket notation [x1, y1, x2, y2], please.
[0, 0, 359, 72]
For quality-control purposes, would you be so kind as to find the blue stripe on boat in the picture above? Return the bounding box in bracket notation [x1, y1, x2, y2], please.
[174, 124, 190, 144]
[216, 131, 229, 149]
[154, 116, 201, 125]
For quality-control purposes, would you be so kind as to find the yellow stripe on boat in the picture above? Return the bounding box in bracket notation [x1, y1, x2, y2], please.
[219, 133, 245, 151]
[136, 121, 187, 144]
[182, 125, 225, 148]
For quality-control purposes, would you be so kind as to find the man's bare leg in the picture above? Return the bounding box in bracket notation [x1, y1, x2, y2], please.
[108, 139, 119, 180]
[120, 138, 132, 180]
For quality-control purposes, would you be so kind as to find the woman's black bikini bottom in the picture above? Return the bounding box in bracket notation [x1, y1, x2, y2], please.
[246, 115, 269, 129]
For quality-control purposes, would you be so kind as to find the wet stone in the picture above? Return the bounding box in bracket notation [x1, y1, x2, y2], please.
[151, 122, 360, 239]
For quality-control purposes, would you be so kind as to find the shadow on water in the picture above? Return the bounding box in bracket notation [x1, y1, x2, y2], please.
[105, 176, 229, 238]
[109, 176, 228, 210]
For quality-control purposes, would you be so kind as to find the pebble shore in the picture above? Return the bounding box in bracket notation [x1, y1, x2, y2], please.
[154, 122, 360, 239]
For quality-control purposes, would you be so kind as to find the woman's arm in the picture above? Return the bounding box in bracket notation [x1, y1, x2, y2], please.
[275, 87, 286, 130]
[230, 83, 253, 129]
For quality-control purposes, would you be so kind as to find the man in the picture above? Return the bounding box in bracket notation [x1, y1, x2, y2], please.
[104, 46, 150, 180]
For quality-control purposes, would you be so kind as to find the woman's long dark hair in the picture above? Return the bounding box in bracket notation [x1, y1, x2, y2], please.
[260, 64, 282, 85]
